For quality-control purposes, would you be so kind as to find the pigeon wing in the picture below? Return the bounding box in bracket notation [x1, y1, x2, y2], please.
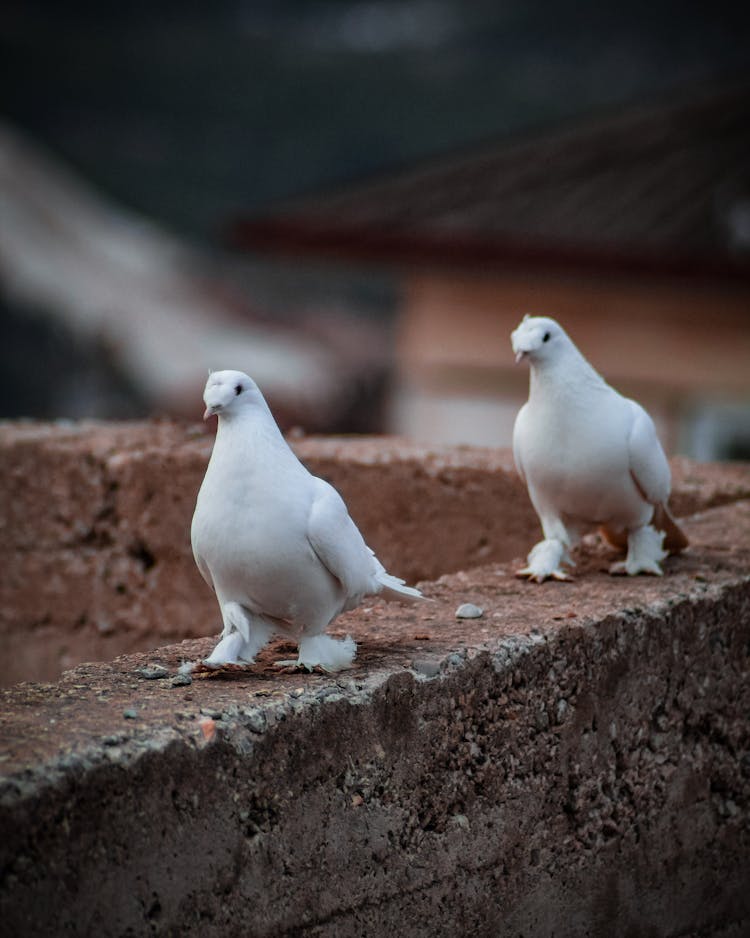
[512, 402, 529, 485]
[192, 544, 215, 592]
[306, 477, 375, 599]
[625, 399, 671, 506]
[190, 513, 215, 591]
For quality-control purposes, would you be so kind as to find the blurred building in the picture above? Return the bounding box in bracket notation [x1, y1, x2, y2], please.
[232, 81, 750, 458]
[0, 122, 389, 430]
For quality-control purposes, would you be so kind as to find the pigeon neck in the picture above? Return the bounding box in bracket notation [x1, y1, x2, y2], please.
[214, 403, 286, 451]
[528, 347, 604, 402]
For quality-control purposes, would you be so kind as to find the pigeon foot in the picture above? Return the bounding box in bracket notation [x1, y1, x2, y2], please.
[516, 566, 573, 583]
[277, 634, 356, 673]
[608, 559, 663, 576]
[204, 617, 274, 667]
[204, 631, 251, 668]
[516, 538, 573, 583]
[608, 524, 666, 577]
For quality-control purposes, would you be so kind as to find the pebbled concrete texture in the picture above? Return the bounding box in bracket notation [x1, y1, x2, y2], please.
[0, 422, 749, 937]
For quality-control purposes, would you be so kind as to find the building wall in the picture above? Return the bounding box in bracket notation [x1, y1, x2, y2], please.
[390, 268, 750, 456]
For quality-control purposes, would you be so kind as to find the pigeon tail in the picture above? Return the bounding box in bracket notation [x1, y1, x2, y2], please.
[653, 503, 689, 554]
[376, 571, 424, 602]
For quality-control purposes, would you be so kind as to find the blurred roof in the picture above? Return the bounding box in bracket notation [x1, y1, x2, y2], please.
[231, 79, 750, 282]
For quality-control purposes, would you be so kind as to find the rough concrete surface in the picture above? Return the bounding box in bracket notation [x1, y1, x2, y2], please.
[0, 424, 749, 937]
[2, 420, 749, 685]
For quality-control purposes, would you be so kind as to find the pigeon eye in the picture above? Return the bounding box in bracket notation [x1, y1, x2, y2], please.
[234, 384, 242, 396]
[542, 332, 551, 343]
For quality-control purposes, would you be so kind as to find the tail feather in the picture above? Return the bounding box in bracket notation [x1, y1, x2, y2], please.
[377, 571, 424, 602]
[653, 503, 689, 554]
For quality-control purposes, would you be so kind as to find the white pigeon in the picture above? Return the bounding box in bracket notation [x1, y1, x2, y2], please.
[511, 315, 688, 582]
[190, 369, 423, 672]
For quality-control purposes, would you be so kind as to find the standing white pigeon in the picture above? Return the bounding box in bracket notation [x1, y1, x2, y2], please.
[511, 315, 688, 582]
[191, 369, 423, 672]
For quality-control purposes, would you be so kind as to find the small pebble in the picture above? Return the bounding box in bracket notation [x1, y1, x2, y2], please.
[320, 692, 345, 704]
[138, 665, 169, 680]
[170, 673, 192, 687]
[316, 686, 344, 700]
[200, 707, 223, 720]
[123, 709, 139, 720]
[455, 603, 483, 619]
[243, 710, 266, 734]
[412, 658, 442, 679]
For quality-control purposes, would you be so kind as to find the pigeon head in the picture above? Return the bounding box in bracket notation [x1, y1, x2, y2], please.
[202, 370, 264, 420]
[511, 315, 567, 365]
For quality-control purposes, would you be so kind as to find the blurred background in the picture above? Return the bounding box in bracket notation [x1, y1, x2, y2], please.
[2, 0, 749, 456]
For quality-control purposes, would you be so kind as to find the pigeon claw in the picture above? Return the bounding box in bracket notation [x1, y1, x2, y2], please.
[515, 566, 573, 583]
[608, 560, 663, 577]
[609, 525, 667, 576]
[516, 538, 574, 583]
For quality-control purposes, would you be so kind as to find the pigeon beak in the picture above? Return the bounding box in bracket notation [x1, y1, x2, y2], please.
[514, 349, 526, 364]
[203, 404, 220, 420]
[203, 407, 212, 420]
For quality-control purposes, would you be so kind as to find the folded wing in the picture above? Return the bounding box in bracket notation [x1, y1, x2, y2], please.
[306, 477, 378, 602]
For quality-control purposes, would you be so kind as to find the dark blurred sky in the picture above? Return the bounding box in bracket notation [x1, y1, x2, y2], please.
[3, 0, 750, 243]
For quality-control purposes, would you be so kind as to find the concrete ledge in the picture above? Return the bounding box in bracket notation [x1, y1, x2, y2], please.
[1, 422, 749, 936]
[2, 420, 750, 684]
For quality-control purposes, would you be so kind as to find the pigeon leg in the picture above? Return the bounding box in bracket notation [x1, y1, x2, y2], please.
[276, 633, 357, 673]
[516, 538, 574, 583]
[204, 630, 247, 667]
[204, 603, 274, 667]
[609, 524, 667, 576]
[218, 601, 251, 641]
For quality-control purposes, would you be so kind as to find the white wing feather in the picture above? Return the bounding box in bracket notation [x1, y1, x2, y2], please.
[512, 402, 529, 485]
[625, 399, 671, 505]
[191, 535, 215, 592]
[306, 477, 376, 598]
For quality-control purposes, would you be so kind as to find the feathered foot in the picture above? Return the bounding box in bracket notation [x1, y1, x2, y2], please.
[276, 634, 357, 673]
[204, 603, 273, 667]
[204, 631, 248, 668]
[609, 524, 667, 576]
[516, 538, 574, 583]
